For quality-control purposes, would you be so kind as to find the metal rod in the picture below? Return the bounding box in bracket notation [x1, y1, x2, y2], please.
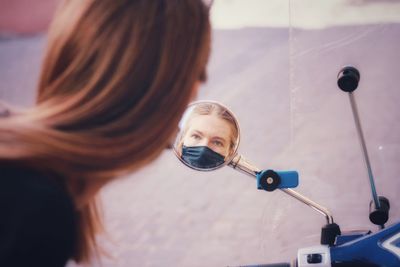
[348, 93, 380, 209]
[229, 154, 333, 224]
[281, 189, 333, 224]
[229, 154, 261, 177]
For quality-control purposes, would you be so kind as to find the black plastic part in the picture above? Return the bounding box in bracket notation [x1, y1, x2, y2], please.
[369, 196, 390, 226]
[321, 223, 341, 246]
[259, 170, 281, 192]
[337, 66, 360, 92]
[307, 254, 322, 264]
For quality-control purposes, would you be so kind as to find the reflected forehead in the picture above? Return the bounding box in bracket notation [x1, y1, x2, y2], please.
[188, 115, 232, 138]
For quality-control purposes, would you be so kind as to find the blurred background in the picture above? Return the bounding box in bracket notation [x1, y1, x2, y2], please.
[1, 0, 400, 266]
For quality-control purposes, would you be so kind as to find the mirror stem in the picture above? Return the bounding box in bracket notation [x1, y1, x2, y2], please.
[229, 154, 334, 224]
[229, 154, 261, 176]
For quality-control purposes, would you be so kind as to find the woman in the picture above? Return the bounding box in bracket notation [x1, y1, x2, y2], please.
[0, 0, 210, 266]
[175, 102, 239, 169]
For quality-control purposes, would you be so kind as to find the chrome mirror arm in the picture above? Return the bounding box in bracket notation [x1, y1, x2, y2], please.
[281, 188, 334, 224]
[229, 154, 261, 176]
[229, 154, 334, 225]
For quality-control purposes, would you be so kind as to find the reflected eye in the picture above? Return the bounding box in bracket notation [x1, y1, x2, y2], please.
[212, 140, 224, 147]
[191, 133, 201, 140]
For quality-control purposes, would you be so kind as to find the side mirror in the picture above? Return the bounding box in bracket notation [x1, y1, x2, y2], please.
[172, 100, 297, 190]
[173, 101, 240, 171]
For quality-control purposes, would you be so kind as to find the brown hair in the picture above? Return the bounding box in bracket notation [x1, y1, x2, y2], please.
[0, 0, 210, 263]
[176, 102, 239, 158]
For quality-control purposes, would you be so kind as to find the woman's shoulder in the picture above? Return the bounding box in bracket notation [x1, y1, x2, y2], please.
[0, 164, 72, 204]
[0, 164, 76, 266]
[0, 164, 76, 223]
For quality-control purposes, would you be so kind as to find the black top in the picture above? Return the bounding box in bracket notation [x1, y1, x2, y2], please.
[0, 165, 76, 267]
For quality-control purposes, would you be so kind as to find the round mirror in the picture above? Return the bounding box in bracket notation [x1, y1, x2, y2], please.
[173, 101, 240, 171]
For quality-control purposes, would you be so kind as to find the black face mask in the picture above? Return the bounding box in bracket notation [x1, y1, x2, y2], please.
[182, 145, 225, 169]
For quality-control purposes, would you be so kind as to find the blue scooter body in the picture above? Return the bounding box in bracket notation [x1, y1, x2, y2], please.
[330, 221, 400, 266]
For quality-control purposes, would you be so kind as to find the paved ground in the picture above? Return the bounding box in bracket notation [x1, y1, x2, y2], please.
[1, 24, 400, 266]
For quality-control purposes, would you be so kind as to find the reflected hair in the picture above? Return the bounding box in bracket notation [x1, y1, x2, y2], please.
[0, 0, 210, 263]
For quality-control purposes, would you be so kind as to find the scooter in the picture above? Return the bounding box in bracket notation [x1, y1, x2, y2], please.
[173, 66, 400, 267]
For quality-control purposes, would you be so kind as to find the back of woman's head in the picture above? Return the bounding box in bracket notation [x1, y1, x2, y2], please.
[0, 0, 210, 263]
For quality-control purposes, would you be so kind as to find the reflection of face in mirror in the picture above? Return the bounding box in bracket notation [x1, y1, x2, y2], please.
[175, 102, 239, 169]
